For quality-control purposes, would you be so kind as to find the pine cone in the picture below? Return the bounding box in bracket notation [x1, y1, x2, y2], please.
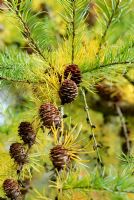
[39, 103, 61, 129]
[95, 82, 122, 102]
[64, 64, 82, 86]
[9, 143, 28, 165]
[18, 122, 36, 147]
[50, 145, 71, 171]
[59, 79, 78, 104]
[3, 179, 22, 200]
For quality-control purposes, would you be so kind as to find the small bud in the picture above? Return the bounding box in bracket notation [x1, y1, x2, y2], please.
[91, 125, 96, 129]
[63, 114, 68, 118]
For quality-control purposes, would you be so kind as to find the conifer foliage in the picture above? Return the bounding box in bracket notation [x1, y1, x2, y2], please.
[0, 0, 134, 200]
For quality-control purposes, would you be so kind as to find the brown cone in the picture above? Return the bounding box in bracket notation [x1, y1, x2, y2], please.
[50, 145, 71, 171]
[59, 79, 78, 105]
[64, 64, 82, 86]
[95, 82, 122, 102]
[18, 122, 36, 147]
[3, 179, 22, 200]
[9, 143, 28, 165]
[39, 103, 61, 129]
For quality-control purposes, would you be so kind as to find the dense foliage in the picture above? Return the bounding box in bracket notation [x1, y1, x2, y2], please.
[0, 0, 134, 199]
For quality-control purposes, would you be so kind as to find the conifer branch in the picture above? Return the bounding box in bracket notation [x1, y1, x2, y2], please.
[63, 186, 134, 195]
[0, 76, 31, 84]
[99, 61, 134, 68]
[16, 12, 48, 63]
[115, 104, 131, 153]
[7, 1, 51, 66]
[96, 0, 120, 56]
[81, 88, 103, 172]
[0, 76, 44, 85]
[83, 60, 134, 74]
[71, 0, 76, 64]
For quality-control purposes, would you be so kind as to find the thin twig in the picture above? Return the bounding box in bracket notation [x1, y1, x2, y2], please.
[123, 74, 134, 85]
[0, 76, 45, 85]
[99, 61, 134, 68]
[81, 88, 103, 171]
[71, 0, 76, 64]
[115, 104, 131, 154]
[63, 185, 134, 195]
[96, 0, 120, 56]
[0, 76, 32, 84]
[82, 60, 134, 74]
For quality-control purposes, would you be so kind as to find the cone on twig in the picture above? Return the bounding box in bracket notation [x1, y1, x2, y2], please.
[9, 143, 28, 165]
[3, 179, 22, 200]
[50, 145, 71, 171]
[64, 64, 82, 86]
[39, 103, 61, 129]
[59, 79, 78, 105]
[95, 81, 122, 102]
[18, 122, 36, 147]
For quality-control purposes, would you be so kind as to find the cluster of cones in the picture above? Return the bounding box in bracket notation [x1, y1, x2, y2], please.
[2, 64, 126, 200]
[3, 121, 36, 200]
[3, 64, 125, 199]
[3, 64, 82, 199]
[39, 64, 82, 171]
